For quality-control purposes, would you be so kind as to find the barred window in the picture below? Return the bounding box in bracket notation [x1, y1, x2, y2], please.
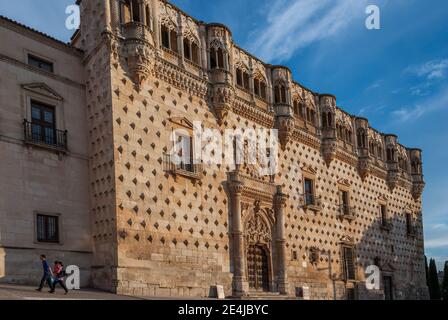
[36, 214, 59, 243]
[343, 246, 356, 280]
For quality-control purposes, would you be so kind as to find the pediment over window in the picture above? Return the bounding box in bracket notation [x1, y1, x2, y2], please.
[340, 235, 354, 245]
[301, 164, 317, 175]
[22, 83, 63, 101]
[169, 117, 194, 130]
[337, 178, 352, 188]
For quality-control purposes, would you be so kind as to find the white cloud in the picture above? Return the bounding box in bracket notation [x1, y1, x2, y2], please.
[425, 235, 448, 249]
[248, 0, 368, 62]
[406, 59, 448, 81]
[391, 85, 448, 123]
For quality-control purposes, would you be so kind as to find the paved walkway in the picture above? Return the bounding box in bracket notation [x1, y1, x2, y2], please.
[0, 283, 141, 300]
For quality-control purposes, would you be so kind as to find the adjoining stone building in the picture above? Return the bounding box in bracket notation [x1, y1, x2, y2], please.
[0, 0, 428, 299]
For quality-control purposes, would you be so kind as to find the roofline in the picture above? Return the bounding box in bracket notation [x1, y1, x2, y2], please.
[0, 15, 83, 57]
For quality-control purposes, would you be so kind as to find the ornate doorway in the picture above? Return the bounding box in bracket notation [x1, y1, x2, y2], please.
[244, 202, 273, 293]
[247, 244, 269, 291]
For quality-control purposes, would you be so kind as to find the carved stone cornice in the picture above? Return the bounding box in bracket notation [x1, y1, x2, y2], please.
[228, 171, 277, 203]
[232, 98, 275, 128]
[291, 127, 321, 150]
[335, 149, 358, 167]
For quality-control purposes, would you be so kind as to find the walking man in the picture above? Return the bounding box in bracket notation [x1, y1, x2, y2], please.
[35, 254, 53, 292]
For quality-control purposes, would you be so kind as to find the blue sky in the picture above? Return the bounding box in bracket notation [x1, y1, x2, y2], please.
[1, 0, 447, 269]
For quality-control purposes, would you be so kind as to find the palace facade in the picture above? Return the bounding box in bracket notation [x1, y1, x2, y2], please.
[0, 0, 428, 299]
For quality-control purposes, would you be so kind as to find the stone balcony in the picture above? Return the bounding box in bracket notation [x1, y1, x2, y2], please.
[122, 22, 153, 43]
[380, 219, 393, 231]
[338, 204, 357, 222]
[301, 194, 322, 212]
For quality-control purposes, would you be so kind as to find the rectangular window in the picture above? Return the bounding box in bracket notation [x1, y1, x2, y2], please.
[28, 54, 53, 73]
[36, 214, 59, 243]
[343, 246, 356, 280]
[174, 133, 193, 172]
[341, 190, 350, 214]
[30, 101, 56, 145]
[381, 205, 387, 225]
[304, 178, 314, 205]
[406, 213, 413, 235]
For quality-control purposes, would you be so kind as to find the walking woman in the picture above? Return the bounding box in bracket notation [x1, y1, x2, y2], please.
[50, 261, 68, 294]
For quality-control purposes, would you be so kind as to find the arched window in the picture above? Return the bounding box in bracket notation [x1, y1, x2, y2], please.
[121, 0, 132, 24]
[299, 102, 305, 118]
[322, 112, 328, 128]
[306, 108, 316, 125]
[183, 38, 191, 60]
[398, 157, 408, 171]
[293, 100, 299, 116]
[161, 24, 178, 53]
[322, 112, 332, 128]
[131, 0, 140, 22]
[274, 85, 287, 104]
[411, 160, 421, 174]
[183, 38, 200, 64]
[386, 147, 395, 162]
[357, 129, 367, 149]
[254, 77, 267, 100]
[145, 5, 151, 26]
[377, 145, 383, 160]
[209, 48, 225, 70]
[120, 0, 142, 23]
[346, 129, 352, 144]
[236, 68, 250, 91]
[369, 142, 375, 156]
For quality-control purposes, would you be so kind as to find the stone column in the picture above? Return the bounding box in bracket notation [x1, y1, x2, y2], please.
[110, 0, 121, 34]
[104, 0, 112, 31]
[138, 0, 146, 25]
[228, 173, 248, 297]
[151, 0, 161, 50]
[274, 186, 288, 295]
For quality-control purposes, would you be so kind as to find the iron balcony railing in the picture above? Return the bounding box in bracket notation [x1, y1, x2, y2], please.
[407, 225, 418, 237]
[380, 218, 393, 231]
[23, 120, 67, 151]
[302, 193, 322, 211]
[339, 204, 356, 221]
